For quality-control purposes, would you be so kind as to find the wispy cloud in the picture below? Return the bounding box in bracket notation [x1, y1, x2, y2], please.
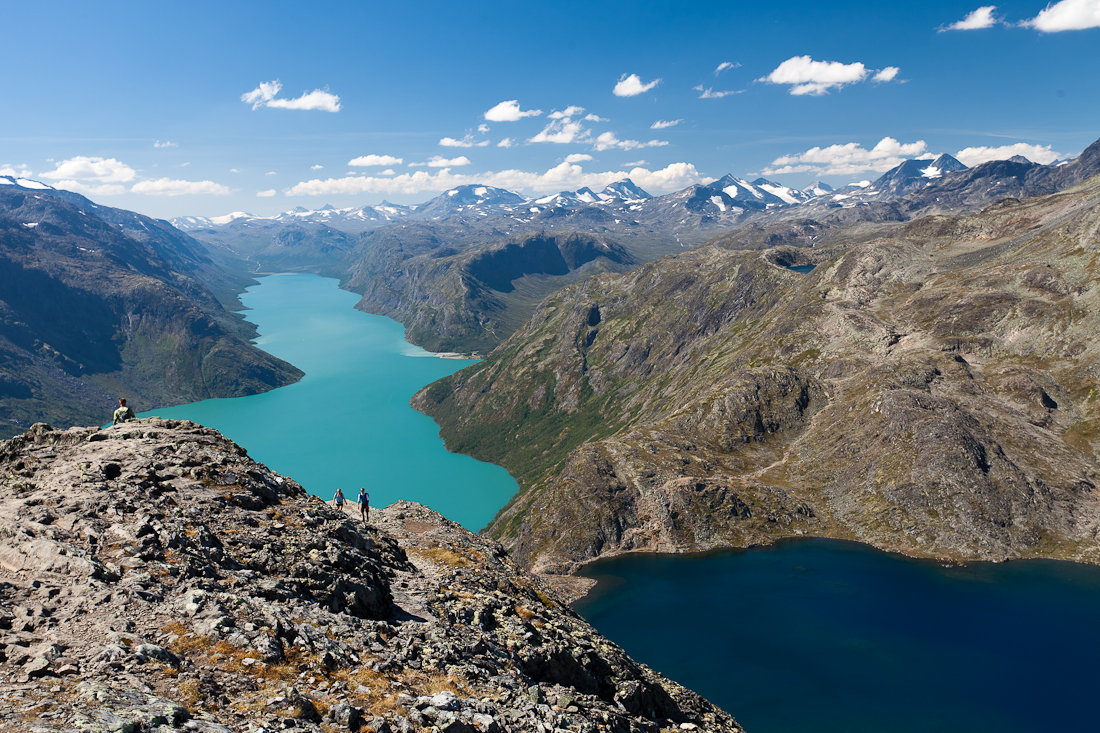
[348, 154, 403, 167]
[131, 178, 232, 196]
[40, 156, 136, 182]
[426, 156, 471, 167]
[758, 56, 899, 95]
[714, 61, 741, 75]
[52, 181, 127, 196]
[613, 73, 661, 97]
[593, 132, 668, 152]
[478, 123, 490, 133]
[0, 164, 33, 178]
[763, 137, 929, 176]
[548, 106, 586, 119]
[257, 189, 276, 197]
[284, 162, 706, 198]
[940, 5, 999, 31]
[484, 100, 542, 122]
[529, 118, 589, 144]
[1022, 0, 1100, 31]
[311, 164, 324, 170]
[154, 140, 178, 148]
[873, 67, 901, 82]
[622, 160, 647, 167]
[497, 138, 515, 148]
[440, 135, 490, 148]
[954, 143, 1063, 165]
[693, 85, 743, 99]
[241, 80, 341, 112]
[584, 113, 609, 122]
[565, 153, 593, 163]
[651, 119, 683, 129]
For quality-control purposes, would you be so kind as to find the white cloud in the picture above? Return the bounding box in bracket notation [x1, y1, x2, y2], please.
[379, 169, 395, 175]
[478, 123, 490, 133]
[230, 169, 240, 173]
[154, 140, 178, 148]
[241, 80, 340, 112]
[584, 113, 609, 122]
[1, 164, 32, 177]
[348, 154, 403, 167]
[52, 181, 127, 196]
[941, 6, 999, 31]
[497, 138, 515, 148]
[763, 137, 930, 176]
[693, 85, 743, 99]
[622, 160, 647, 167]
[549, 106, 586, 119]
[593, 131, 669, 152]
[40, 156, 136, 182]
[426, 156, 471, 167]
[954, 143, 1063, 166]
[439, 135, 490, 148]
[131, 178, 232, 196]
[873, 67, 901, 82]
[266, 171, 277, 175]
[565, 153, 593, 163]
[715, 61, 741, 75]
[1023, 0, 1100, 30]
[529, 119, 589, 144]
[758, 56, 875, 95]
[311, 164, 324, 170]
[484, 100, 542, 122]
[651, 119, 683, 129]
[284, 161, 706, 198]
[257, 189, 276, 197]
[613, 73, 661, 97]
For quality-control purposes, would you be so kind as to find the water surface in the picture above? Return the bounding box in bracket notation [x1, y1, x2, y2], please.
[575, 539, 1100, 733]
[143, 274, 516, 530]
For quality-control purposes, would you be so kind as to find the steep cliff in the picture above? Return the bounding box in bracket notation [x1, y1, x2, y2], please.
[0, 185, 303, 438]
[416, 176, 1100, 574]
[348, 230, 636, 354]
[0, 420, 742, 733]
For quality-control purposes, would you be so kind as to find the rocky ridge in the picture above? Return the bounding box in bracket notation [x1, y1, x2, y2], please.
[0, 419, 741, 733]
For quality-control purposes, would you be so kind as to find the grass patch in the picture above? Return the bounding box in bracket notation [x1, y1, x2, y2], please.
[412, 546, 472, 568]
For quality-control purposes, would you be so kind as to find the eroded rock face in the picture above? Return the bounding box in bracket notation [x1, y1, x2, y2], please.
[418, 175, 1100, 575]
[0, 420, 742, 733]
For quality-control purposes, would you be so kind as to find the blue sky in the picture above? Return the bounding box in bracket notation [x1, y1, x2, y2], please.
[2, 0, 1098, 219]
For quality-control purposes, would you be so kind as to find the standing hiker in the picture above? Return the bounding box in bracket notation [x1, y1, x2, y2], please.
[332, 488, 346, 512]
[358, 487, 369, 523]
[112, 398, 135, 425]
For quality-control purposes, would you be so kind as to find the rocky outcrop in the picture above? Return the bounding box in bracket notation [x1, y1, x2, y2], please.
[416, 175, 1100, 574]
[0, 186, 303, 438]
[0, 419, 742, 733]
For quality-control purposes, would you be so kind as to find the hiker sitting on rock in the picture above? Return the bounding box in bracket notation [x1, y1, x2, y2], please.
[332, 488, 346, 512]
[112, 398, 136, 425]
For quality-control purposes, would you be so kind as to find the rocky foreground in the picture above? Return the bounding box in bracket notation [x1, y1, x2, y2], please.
[0, 419, 741, 733]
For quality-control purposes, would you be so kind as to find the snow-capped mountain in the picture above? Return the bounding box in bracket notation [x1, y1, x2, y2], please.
[803, 181, 834, 196]
[600, 179, 652, 201]
[0, 176, 53, 191]
[708, 175, 810, 209]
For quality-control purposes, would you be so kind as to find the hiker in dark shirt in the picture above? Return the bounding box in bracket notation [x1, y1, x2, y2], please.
[112, 398, 136, 425]
[358, 488, 369, 522]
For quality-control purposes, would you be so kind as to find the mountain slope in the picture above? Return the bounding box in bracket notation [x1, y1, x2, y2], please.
[0, 184, 302, 438]
[415, 174, 1100, 574]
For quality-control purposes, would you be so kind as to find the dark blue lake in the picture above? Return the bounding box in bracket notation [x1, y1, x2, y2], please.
[574, 539, 1100, 733]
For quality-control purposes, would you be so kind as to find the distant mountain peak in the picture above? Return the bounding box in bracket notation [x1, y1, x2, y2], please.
[600, 179, 651, 200]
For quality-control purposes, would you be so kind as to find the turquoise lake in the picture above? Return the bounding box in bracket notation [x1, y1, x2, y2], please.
[141, 273, 517, 531]
[148, 272, 1100, 733]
